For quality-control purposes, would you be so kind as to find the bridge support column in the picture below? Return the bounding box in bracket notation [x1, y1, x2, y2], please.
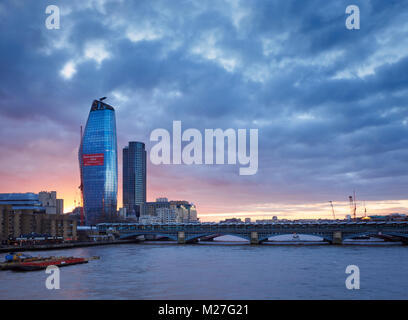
[178, 231, 186, 244]
[332, 231, 343, 245]
[250, 232, 259, 245]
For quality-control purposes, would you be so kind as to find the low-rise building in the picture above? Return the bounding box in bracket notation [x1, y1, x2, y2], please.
[157, 207, 177, 223]
[221, 218, 242, 223]
[139, 198, 199, 223]
[170, 201, 198, 223]
[0, 193, 44, 211]
[119, 207, 127, 219]
[144, 198, 171, 216]
[39, 191, 64, 214]
[0, 194, 77, 242]
[139, 215, 160, 224]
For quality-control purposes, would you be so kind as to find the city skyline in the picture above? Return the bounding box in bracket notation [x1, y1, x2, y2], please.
[1, 1, 408, 221]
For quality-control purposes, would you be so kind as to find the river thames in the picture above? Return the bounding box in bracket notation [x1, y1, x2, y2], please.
[1, 241, 407, 300]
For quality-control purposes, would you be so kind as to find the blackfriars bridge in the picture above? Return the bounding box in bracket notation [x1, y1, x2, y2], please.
[97, 221, 408, 245]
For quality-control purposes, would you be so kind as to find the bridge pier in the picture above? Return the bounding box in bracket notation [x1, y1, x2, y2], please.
[331, 231, 343, 245]
[177, 231, 186, 244]
[250, 232, 259, 245]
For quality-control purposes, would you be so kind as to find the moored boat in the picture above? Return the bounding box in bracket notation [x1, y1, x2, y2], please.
[11, 257, 88, 271]
[1, 253, 100, 271]
[0, 253, 49, 270]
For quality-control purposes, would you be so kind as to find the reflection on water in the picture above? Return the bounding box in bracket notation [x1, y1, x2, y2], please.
[0, 242, 407, 300]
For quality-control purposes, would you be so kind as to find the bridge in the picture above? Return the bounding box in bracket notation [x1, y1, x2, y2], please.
[97, 221, 408, 245]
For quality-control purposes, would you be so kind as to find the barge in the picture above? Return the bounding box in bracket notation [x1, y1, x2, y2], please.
[1, 253, 99, 271]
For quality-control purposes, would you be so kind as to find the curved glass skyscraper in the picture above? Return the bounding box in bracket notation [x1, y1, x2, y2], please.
[79, 99, 118, 225]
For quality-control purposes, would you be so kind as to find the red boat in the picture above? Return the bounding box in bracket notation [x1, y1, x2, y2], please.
[10, 257, 89, 271]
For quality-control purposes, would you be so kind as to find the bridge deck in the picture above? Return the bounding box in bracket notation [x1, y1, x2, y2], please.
[97, 221, 408, 244]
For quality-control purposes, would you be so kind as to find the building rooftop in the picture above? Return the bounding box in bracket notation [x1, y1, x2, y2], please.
[0, 193, 45, 211]
[0, 193, 39, 201]
[11, 206, 46, 211]
[91, 99, 115, 111]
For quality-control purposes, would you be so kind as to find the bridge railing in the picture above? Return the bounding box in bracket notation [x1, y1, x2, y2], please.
[97, 221, 408, 234]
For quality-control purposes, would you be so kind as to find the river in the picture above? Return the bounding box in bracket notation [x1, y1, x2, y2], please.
[0, 241, 407, 300]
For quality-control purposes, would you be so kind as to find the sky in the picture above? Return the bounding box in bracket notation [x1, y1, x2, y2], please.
[1, 0, 408, 221]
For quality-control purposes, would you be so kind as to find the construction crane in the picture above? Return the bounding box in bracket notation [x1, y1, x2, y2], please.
[363, 200, 367, 217]
[79, 125, 85, 226]
[329, 201, 336, 220]
[349, 193, 357, 220]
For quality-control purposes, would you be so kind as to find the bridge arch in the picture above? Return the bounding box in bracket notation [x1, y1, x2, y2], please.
[186, 233, 251, 242]
[119, 232, 178, 241]
[343, 231, 408, 243]
[258, 232, 333, 243]
[263, 233, 327, 242]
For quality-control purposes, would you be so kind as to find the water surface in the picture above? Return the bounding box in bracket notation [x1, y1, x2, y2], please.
[0, 242, 407, 299]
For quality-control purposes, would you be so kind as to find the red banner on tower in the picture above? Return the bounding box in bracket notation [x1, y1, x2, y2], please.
[83, 153, 104, 166]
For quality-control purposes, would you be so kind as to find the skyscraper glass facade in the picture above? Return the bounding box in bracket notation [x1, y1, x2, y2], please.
[123, 142, 146, 218]
[79, 100, 118, 225]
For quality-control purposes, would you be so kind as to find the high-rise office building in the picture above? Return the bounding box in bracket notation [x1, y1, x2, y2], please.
[79, 99, 118, 225]
[123, 142, 146, 219]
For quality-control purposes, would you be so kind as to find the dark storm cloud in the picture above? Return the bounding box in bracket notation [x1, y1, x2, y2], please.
[1, 0, 408, 209]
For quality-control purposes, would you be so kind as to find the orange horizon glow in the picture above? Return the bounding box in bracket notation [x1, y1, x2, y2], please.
[1, 143, 406, 222]
[2, 180, 407, 222]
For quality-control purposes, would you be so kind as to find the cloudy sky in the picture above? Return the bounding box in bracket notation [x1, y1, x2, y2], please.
[1, 0, 408, 220]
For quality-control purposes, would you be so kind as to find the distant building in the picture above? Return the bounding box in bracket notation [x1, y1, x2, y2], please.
[79, 99, 118, 225]
[38, 191, 64, 214]
[388, 213, 407, 221]
[57, 199, 63, 214]
[139, 215, 160, 224]
[123, 142, 146, 220]
[140, 198, 198, 223]
[66, 206, 82, 223]
[170, 201, 198, 222]
[221, 218, 242, 223]
[369, 213, 407, 221]
[144, 199, 171, 217]
[173, 204, 189, 222]
[255, 219, 275, 223]
[157, 207, 177, 223]
[119, 207, 127, 219]
[245, 218, 251, 223]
